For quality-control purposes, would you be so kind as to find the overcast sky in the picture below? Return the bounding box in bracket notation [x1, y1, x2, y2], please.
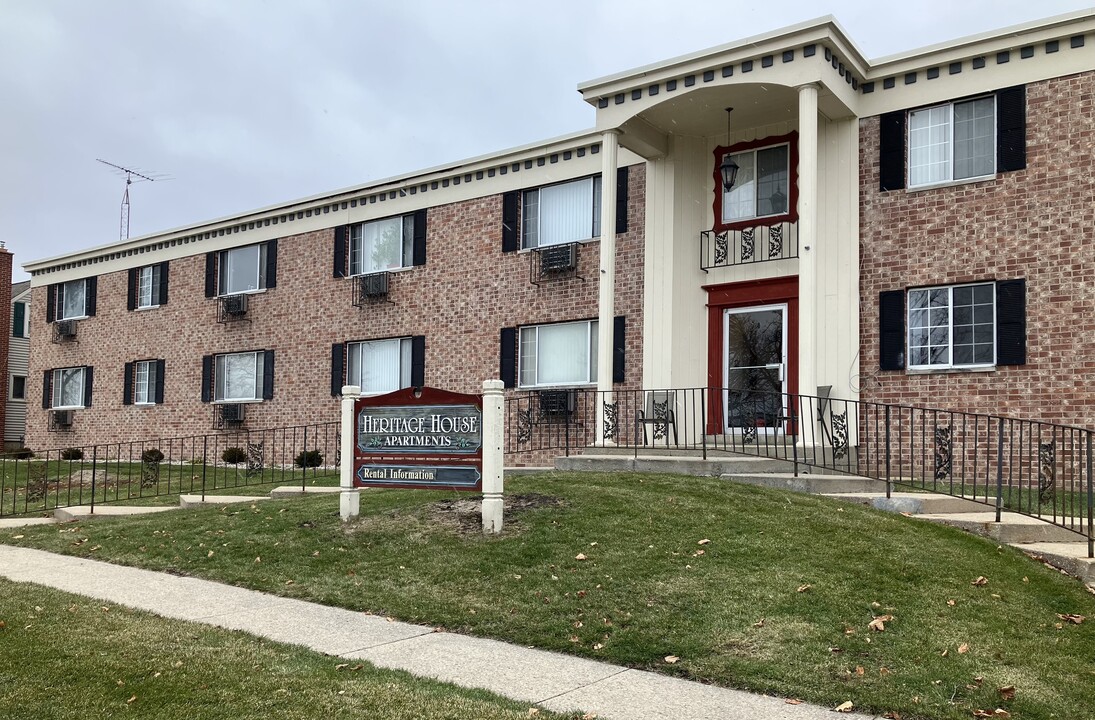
[2, 0, 1092, 281]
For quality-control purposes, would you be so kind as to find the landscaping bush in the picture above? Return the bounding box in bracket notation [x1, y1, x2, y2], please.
[60, 447, 84, 461]
[141, 448, 165, 464]
[221, 446, 247, 465]
[5, 447, 34, 460]
[294, 449, 323, 469]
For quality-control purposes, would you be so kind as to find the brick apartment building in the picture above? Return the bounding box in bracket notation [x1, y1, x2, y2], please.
[20, 11, 1095, 454]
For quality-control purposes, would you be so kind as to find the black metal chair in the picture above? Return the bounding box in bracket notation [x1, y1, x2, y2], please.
[636, 391, 678, 446]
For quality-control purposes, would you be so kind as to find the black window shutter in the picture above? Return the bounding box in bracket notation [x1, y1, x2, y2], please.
[411, 335, 426, 387]
[615, 167, 629, 234]
[83, 366, 94, 408]
[333, 226, 348, 278]
[85, 277, 97, 317]
[412, 210, 427, 266]
[42, 369, 52, 409]
[996, 85, 1026, 173]
[46, 284, 56, 323]
[158, 262, 170, 306]
[12, 301, 24, 337]
[996, 279, 1026, 366]
[612, 315, 626, 383]
[500, 327, 517, 388]
[330, 343, 345, 396]
[154, 360, 166, 404]
[262, 350, 275, 400]
[123, 362, 134, 405]
[200, 355, 213, 403]
[127, 269, 137, 311]
[879, 290, 906, 370]
[204, 253, 217, 297]
[879, 111, 907, 192]
[265, 239, 278, 289]
[501, 191, 519, 253]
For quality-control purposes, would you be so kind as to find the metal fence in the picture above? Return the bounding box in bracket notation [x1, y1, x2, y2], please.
[0, 422, 340, 518]
[505, 387, 1094, 555]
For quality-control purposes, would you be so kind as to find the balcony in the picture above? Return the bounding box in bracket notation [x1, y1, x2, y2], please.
[700, 221, 798, 270]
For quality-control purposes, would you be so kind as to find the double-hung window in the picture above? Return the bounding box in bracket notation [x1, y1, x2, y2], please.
[58, 279, 88, 320]
[908, 97, 995, 187]
[907, 283, 995, 369]
[519, 320, 598, 388]
[522, 176, 602, 249]
[134, 360, 157, 404]
[721, 144, 790, 224]
[215, 352, 265, 402]
[219, 245, 267, 296]
[351, 216, 414, 275]
[137, 265, 160, 308]
[347, 338, 412, 395]
[51, 367, 87, 409]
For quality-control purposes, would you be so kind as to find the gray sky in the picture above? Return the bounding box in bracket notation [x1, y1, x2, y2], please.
[2, 0, 1092, 281]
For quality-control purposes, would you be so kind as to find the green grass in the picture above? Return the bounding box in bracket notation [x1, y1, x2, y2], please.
[5, 471, 1095, 719]
[0, 579, 579, 720]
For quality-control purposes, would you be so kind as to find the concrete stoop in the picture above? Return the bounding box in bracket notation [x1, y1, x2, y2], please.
[914, 512, 1089, 544]
[555, 453, 792, 476]
[822, 491, 988, 515]
[727, 472, 883, 495]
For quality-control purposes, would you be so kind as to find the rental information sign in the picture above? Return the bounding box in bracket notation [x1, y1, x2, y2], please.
[353, 387, 483, 491]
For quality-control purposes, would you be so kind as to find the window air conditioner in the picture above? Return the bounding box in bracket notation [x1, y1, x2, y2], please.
[219, 403, 245, 426]
[52, 409, 74, 428]
[221, 294, 248, 317]
[539, 243, 578, 274]
[55, 319, 77, 339]
[357, 272, 390, 300]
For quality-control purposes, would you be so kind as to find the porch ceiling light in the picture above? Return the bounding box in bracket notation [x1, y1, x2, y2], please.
[720, 107, 740, 191]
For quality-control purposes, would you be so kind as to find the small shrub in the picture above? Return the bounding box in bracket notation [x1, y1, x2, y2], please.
[60, 447, 84, 461]
[221, 446, 247, 465]
[8, 448, 34, 460]
[294, 449, 323, 469]
[141, 448, 165, 464]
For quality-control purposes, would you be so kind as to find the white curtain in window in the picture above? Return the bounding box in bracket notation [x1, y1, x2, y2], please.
[722, 152, 756, 222]
[536, 322, 595, 386]
[909, 106, 950, 186]
[138, 266, 154, 307]
[351, 339, 407, 394]
[954, 98, 994, 180]
[61, 280, 85, 319]
[217, 353, 259, 401]
[361, 217, 403, 273]
[538, 178, 594, 247]
[53, 368, 84, 407]
[221, 245, 262, 295]
[135, 361, 150, 403]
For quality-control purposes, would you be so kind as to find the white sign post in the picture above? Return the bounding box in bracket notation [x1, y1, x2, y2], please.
[340, 384, 361, 520]
[481, 379, 505, 534]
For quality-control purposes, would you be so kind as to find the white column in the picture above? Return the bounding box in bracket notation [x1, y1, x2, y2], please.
[797, 84, 819, 445]
[596, 130, 620, 444]
[481, 379, 504, 534]
[339, 384, 361, 519]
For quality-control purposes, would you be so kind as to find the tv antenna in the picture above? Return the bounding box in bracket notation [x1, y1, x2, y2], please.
[96, 159, 169, 240]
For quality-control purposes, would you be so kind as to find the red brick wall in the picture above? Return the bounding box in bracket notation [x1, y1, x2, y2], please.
[26, 165, 646, 465]
[859, 72, 1095, 427]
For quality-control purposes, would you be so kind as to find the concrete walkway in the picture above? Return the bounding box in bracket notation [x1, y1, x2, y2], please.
[0, 544, 852, 720]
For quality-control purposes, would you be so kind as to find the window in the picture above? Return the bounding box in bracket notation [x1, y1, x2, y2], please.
[52, 367, 87, 409]
[219, 244, 267, 296]
[519, 320, 598, 387]
[59, 279, 88, 320]
[908, 97, 995, 187]
[134, 360, 156, 404]
[351, 216, 414, 275]
[215, 352, 265, 402]
[721, 144, 790, 223]
[522, 176, 602, 249]
[11, 375, 26, 401]
[12, 300, 28, 338]
[137, 265, 159, 308]
[347, 338, 412, 394]
[907, 283, 995, 369]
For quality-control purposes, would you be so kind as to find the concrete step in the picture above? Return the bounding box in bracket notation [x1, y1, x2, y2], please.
[917, 512, 1089, 544]
[727, 473, 884, 495]
[822, 491, 988, 515]
[179, 494, 272, 509]
[0, 516, 57, 529]
[555, 454, 793, 476]
[54, 505, 178, 523]
[269, 485, 343, 499]
[1018, 542, 1095, 586]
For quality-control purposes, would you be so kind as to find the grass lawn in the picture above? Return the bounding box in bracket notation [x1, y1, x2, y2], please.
[5, 471, 1094, 720]
[0, 578, 580, 720]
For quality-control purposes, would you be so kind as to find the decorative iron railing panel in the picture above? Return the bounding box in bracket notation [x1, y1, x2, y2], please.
[700, 222, 798, 270]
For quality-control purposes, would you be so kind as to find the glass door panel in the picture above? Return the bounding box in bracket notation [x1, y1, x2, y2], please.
[723, 304, 787, 432]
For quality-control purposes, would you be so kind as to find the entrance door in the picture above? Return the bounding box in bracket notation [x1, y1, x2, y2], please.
[723, 304, 787, 433]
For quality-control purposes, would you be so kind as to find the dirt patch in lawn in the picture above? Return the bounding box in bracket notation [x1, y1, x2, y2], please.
[428, 493, 566, 533]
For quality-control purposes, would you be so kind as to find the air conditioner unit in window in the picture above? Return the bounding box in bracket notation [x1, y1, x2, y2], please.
[221, 294, 248, 318]
[539, 243, 578, 275]
[54, 319, 77, 340]
[51, 409, 74, 429]
[538, 389, 578, 419]
[356, 272, 390, 302]
[217, 403, 245, 428]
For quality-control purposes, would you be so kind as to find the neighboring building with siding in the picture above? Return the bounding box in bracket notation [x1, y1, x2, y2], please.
[19, 11, 1095, 454]
[7, 281, 30, 449]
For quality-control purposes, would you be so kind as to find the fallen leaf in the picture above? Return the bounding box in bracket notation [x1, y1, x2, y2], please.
[254, 556, 261, 563]
[855, 666, 865, 676]
[972, 576, 989, 586]
[797, 584, 812, 593]
[575, 553, 587, 561]
[664, 655, 679, 664]
[940, 649, 948, 657]
[881, 713, 902, 720]
[11, 535, 23, 539]
[206, 549, 214, 558]
[335, 663, 349, 671]
[994, 711, 1012, 719]
[835, 700, 854, 713]
[569, 635, 580, 643]
[126, 695, 137, 705]
[973, 676, 984, 686]
[998, 685, 1016, 700]
[946, 599, 956, 607]
[693, 550, 705, 556]
[592, 643, 604, 650]
[285, 580, 295, 586]
[528, 710, 540, 717]
[785, 698, 802, 705]
[879, 667, 891, 676]
[1056, 613, 1086, 624]
[698, 539, 710, 545]
[958, 643, 970, 654]
[868, 614, 894, 632]
[753, 618, 765, 628]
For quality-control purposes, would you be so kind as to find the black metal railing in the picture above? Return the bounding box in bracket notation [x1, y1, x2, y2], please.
[700, 221, 798, 270]
[0, 422, 340, 518]
[504, 388, 1094, 556]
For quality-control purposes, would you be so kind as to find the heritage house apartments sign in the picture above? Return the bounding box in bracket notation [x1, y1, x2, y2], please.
[353, 386, 483, 490]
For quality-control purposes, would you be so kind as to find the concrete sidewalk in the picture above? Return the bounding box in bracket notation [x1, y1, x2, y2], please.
[0, 545, 852, 720]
